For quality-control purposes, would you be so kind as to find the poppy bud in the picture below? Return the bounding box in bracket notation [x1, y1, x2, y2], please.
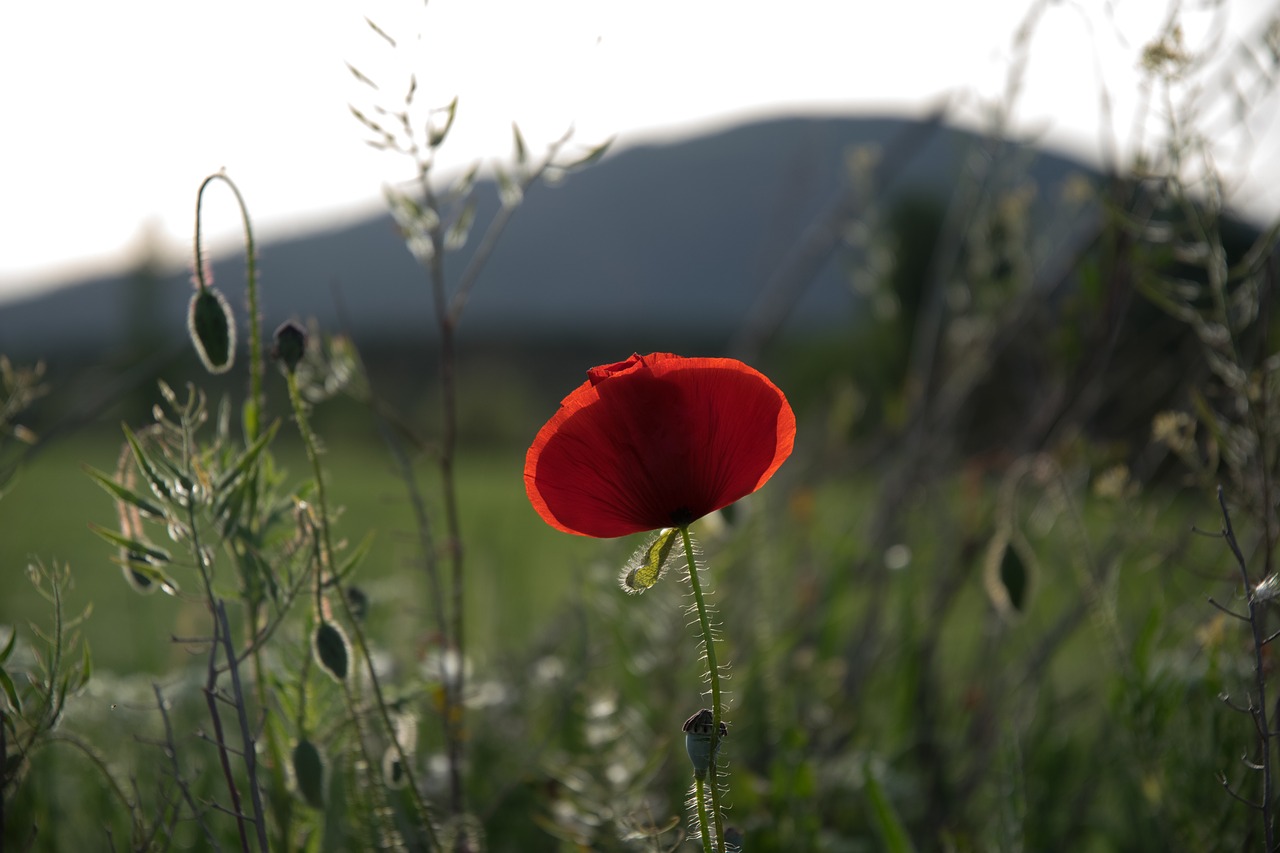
[313, 620, 350, 681]
[273, 320, 307, 374]
[292, 737, 326, 808]
[188, 288, 236, 374]
[345, 585, 369, 621]
[682, 708, 727, 780]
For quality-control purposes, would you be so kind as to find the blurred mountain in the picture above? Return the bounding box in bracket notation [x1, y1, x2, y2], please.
[0, 114, 1100, 361]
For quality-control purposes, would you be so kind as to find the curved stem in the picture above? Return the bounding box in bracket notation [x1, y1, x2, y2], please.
[194, 172, 263, 441]
[681, 526, 727, 853]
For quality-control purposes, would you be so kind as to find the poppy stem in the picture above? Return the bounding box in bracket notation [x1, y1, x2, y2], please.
[680, 526, 728, 853]
[193, 171, 263, 440]
[692, 776, 714, 853]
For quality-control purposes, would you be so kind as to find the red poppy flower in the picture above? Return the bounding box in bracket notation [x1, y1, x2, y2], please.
[525, 352, 796, 538]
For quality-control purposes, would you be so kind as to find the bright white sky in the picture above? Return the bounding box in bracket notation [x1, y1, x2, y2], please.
[2, 0, 1278, 305]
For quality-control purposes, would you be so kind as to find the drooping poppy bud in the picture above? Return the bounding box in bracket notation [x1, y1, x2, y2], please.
[188, 288, 236, 374]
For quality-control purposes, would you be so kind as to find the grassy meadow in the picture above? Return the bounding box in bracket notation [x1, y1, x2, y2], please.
[0, 340, 1265, 851]
[5, 5, 1280, 850]
[0, 425, 592, 677]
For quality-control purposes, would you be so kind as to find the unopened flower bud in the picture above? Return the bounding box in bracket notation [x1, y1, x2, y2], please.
[292, 737, 326, 808]
[273, 320, 306, 374]
[313, 620, 350, 681]
[683, 709, 727, 780]
[188, 288, 236, 374]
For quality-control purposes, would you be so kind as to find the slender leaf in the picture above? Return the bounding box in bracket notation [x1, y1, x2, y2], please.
[564, 136, 614, 170]
[215, 419, 280, 492]
[84, 465, 167, 519]
[445, 199, 477, 251]
[89, 523, 172, 565]
[0, 625, 16, 665]
[0, 664, 20, 714]
[336, 531, 377, 581]
[110, 556, 180, 596]
[428, 97, 459, 148]
[512, 121, 527, 164]
[864, 760, 917, 853]
[122, 424, 171, 500]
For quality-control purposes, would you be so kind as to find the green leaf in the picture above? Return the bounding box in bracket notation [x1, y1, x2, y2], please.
[446, 162, 480, 204]
[512, 121, 528, 164]
[84, 465, 167, 519]
[444, 199, 477, 251]
[864, 760, 917, 853]
[0, 625, 16, 665]
[0, 664, 21, 714]
[212, 474, 250, 533]
[620, 528, 679, 594]
[76, 642, 93, 692]
[215, 419, 280, 492]
[564, 136, 614, 170]
[336, 532, 376, 581]
[112, 556, 179, 596]
[122, 424, 172, 501]
[428, 96, 458, 148]
[346, 60, 379, 89]
[364, 16, 396, 48]
[495, 165, 522, 208]
[89, 524, 172, 565]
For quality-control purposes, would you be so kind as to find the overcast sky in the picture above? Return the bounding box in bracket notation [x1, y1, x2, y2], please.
[2, 0, 1278, 305]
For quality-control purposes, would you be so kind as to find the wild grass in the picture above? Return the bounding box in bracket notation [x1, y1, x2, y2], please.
[5, 1, 1280, 850]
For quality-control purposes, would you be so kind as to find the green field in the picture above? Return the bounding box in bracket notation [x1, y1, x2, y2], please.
[0, 424, 604, 676]
[0, 385, 1259, 850]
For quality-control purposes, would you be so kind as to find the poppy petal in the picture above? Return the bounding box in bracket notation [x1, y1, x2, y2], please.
[525, 353, 795, 538]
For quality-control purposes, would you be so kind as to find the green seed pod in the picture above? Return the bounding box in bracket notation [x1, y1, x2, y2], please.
[272, 320, 307, 374]
[188, 288, 236, 374]
[313, 620, 350, 681]
[292, 737, 326, 809]
[682, 709, 727, 781]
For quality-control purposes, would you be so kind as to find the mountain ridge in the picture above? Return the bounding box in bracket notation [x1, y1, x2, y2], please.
[0, 114, 1101, 360]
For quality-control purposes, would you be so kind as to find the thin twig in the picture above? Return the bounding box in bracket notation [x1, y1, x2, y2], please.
[215, 600, 269, 853]
[1209, 597, 1251, 622]
[1218, 486, 1275, 849]
[153, 683, 218, 849]
[203, 606, 252, 853]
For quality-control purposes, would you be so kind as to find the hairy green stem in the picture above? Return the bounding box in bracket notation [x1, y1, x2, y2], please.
[692, 776, 714, 853]
[681, 526, 727, 853]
